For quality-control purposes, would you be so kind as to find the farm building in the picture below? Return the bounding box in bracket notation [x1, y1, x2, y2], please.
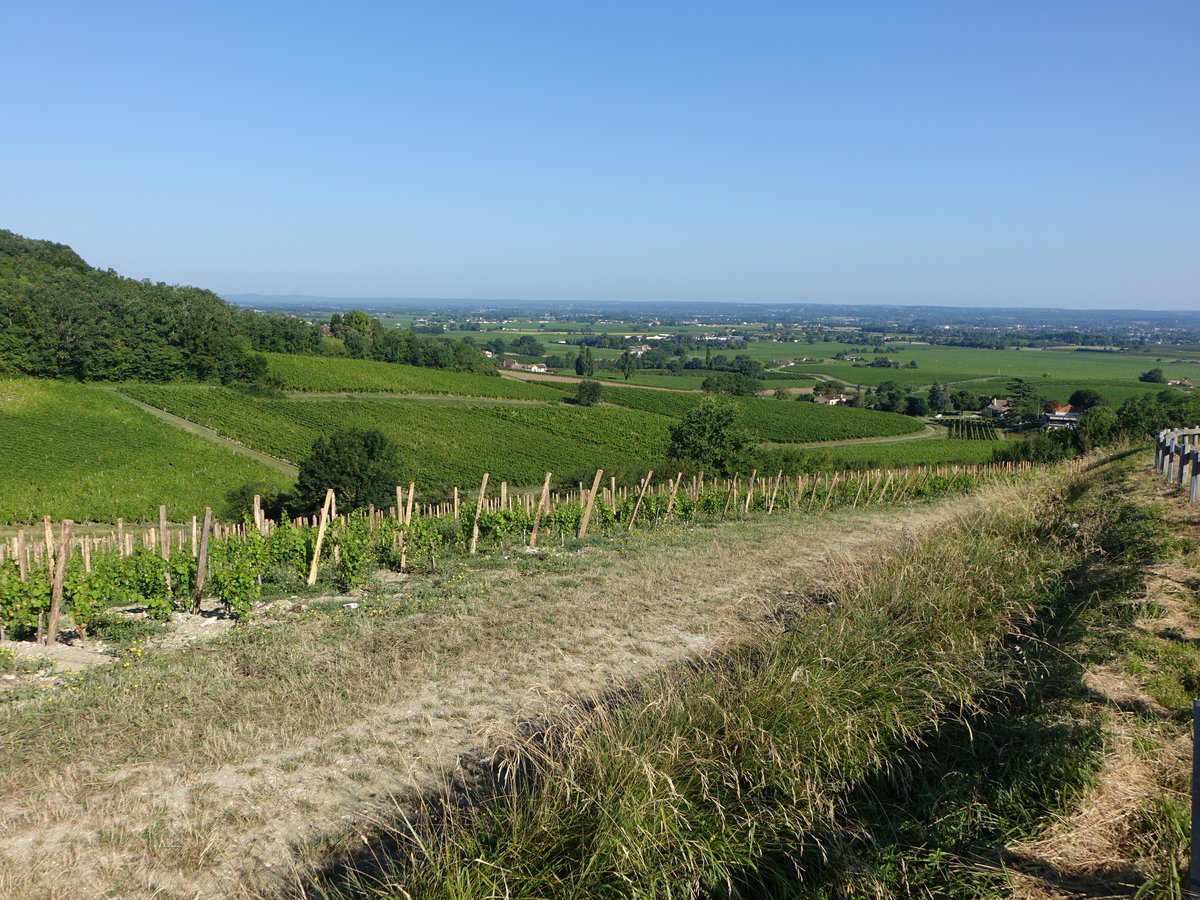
[1042, 404, 1081, 429]
[500, 359, 549, 373]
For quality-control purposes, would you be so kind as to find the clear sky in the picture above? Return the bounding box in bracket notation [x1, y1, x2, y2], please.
[5, 1, 1197, 309]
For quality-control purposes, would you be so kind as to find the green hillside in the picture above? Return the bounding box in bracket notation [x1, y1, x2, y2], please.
[0, 230, 269, 383]
[265, 352, 562, 400]
[0, 379, 290, 523]
[593, 385, 924, 442]
[117, 377, 927, 491]
[118, 384, 671, 489]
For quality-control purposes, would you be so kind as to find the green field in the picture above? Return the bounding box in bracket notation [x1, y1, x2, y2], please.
[584, 338, 1198, 391]
[117, 377, 927, 491]
[749, 342, 1200, 389]
[1017, 378, 1163, 407]
[813, 438, 1008, 469]
[118, 384, 670, 489]
[266, 353, 564, 399]
[553, 337, 1200, 399]
[0, 379, 291, 523]
[12, 341, 1146, 522]
[593, 386, 924, 443]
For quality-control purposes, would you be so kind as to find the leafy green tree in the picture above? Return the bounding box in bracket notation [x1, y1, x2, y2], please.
[1077, 406, 1119, 447]
[927, 382, 950, 413]
[701, 373, 758, 396]
[1003, 378, 1046, 426]
[992, 430, 1079, 464]
[666, 397, 747, 475]
[294, 429, 403, 515]
[904, 396, 930, 417]
[620, 350, 635, 380]
[574, 353, 586, 376]
[1139, 367, 1166, 383]
[576, 380, 602, 406]
[513, 335, 545, 356]
[1068, 388, 1108, 410]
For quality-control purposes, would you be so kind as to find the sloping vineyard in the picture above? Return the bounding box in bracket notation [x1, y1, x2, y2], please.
[265, 353, 563, 400]
[946, 419, 1002, 440]
[594, 386, 925, 442]
[117, 385, 669, 488]
[0, 380, 290, 522]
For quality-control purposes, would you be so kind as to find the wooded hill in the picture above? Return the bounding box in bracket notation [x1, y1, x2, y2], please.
[0, 230, 495, 384]
[0, 230, 280, 383]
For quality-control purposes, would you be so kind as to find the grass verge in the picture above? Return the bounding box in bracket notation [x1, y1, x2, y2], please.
[308, 459, 1169, 899]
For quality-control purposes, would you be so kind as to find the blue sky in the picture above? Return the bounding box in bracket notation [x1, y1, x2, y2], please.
[5, 1, 1197, 309]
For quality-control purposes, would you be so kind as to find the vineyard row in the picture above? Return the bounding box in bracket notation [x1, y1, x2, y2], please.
[1, 460, 1038, 644]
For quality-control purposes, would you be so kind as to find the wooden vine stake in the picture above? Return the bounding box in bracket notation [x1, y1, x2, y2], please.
[405, 482, 416, 525]
[43, 520, 73, 646]
[822, 471, 841, 510]
[469, 473, 490, 554]
[722, 474, 739, 518]
[807, 475, 821, 511]
[529, 472, 552, 549]
[577, 469, 604, 539]
[192, 507, 213, 613]
[159, 505, 171, 560]
[626, 470, 654, 532]
[43, 515, 55, 581]
[767, 470, 783, 514]
[743, 469, 758, 515]
[850, 472, 866, 508]
[305, 490, 334, 586]
[665, 471, 683, 517]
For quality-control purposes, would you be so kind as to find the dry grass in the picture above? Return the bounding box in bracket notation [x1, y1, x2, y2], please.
[312, 476, 1078, 899]
[0, 496, 981, 899]
[1000, 464, 1200, 898]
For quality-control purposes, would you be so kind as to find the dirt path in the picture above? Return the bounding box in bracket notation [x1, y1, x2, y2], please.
[0, 500, 979, 900]
[100, 387, 299, 477]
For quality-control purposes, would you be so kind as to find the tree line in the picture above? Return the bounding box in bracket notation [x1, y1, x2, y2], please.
[0, 230, 497, 385]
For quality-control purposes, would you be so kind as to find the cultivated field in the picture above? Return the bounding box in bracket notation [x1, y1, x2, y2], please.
[265, 353, 562, 399]
[118, 383, 672, 489]
[0, 380, 290, 523]
[794, 437, 1008, 468]
[118, 364, 926, 492]
[739, 341, 1200, 388]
